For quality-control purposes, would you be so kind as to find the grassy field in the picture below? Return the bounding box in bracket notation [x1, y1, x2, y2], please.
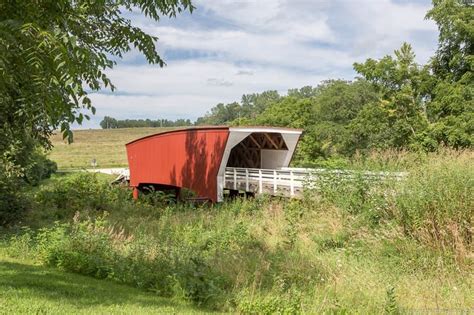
[0, 253, 203, 314]
[49, 128, 174, 170]
[1, 149, 472, 313]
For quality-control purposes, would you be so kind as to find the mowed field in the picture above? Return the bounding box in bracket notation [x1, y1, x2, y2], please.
[49, 128, 175, 170]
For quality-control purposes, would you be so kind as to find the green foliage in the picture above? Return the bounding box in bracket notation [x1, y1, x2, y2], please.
[318, 172, 394, 227]
[195, 91, 281, 125]
[23, 150, 57, 186]
[35, 173, 113, 214]
[193, 0, 472, 161]
[0, 171, 30, 227]
[427, 0, 473, 82]
[35, 213, 230, 308]
[0, 0, 193, 163]
[284, 200, 305, 247]
[237, 290, 302, 315]
[352, 43, 431, 151]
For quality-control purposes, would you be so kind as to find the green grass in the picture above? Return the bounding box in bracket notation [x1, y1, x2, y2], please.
[49, 127, 174, 170]
[0, 253, 206, 314]
[4, 150, 472, 313]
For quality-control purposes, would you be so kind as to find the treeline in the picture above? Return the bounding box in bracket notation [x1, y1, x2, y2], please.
[100, 116, 193, 128]
[194, 2, 473, 163]
[108, 2, 472, 165]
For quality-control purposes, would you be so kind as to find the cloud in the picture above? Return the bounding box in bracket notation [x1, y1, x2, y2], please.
[78, 0, 438, 128]
[236, 70, 254, 76]
[207, 78, 233, 87]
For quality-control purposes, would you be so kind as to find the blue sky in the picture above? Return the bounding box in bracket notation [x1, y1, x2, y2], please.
[81, 0, 438, 129]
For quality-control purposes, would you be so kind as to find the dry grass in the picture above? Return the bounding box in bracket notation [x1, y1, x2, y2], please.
[49, 128, 174, 169]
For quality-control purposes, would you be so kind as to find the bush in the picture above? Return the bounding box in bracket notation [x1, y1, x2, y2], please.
[36, 213, 229, 308]
[23, 151, 57, 186]
[35, 173, 115, 213]
[0, 172, 30, 226]
[237, 290, 302, 314]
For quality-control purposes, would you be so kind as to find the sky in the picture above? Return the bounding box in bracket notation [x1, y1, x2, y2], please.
[81, 0, 439, 129]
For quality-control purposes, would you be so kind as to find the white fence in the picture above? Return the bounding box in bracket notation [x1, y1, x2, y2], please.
[224, 167, 406, 197]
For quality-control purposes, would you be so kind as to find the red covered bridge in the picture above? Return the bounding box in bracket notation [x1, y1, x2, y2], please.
[126, 126, 303, 202]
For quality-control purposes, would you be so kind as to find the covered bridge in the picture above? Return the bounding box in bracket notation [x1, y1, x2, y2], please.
[126, 126, 302, 202]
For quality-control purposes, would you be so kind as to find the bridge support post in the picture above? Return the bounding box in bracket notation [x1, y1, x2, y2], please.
[175, 187, 181, 201]
[132, 186, 139, 200]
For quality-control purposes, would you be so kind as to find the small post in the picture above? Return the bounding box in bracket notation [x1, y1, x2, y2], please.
[132, 187, 139, 199]
[91, 158, 97, 170]
[290, 171, 294, 196]
[273, 170, 277, 194]
[245, 168, 249, 191]
[258, 169, 263, 194]
[233, 168, 237, 190]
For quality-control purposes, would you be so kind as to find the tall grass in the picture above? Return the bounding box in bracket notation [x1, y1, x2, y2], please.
[2, 150, 473, 313]
[394, 150, 473, 261]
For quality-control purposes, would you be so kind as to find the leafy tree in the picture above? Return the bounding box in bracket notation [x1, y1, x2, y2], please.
[0, 0, 193, 157]
[351, 43, 431, 151]
[0, 0, 193, 220]
[254, 80, 379, 161]
[196, 102, 242, 125]
[424, 0, 473, 148]
[254, 97, 313, 128]
[240, 91, 281, 119]
[287, 86, 320, 99]
[100, 116, 119, 129]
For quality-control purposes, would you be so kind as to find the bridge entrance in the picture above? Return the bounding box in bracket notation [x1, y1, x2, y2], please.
[226, 132, 289, 169]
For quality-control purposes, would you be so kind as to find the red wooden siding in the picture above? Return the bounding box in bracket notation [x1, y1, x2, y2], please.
[126, 127, 229, 202]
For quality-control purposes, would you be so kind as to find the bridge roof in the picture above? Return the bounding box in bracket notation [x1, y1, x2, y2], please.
[126, 126, 303, 146]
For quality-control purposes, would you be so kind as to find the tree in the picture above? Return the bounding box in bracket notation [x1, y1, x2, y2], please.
[254, 80, 379, 160]
[424, 0, 473, 148]
[352, 43, 431, 151]
[0, 0, 193, 159]
[100, 116, 118, 129]
[241, 91, 280, 118]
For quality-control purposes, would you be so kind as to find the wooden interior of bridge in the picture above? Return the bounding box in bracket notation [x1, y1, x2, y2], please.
[226, 132, 288, 168]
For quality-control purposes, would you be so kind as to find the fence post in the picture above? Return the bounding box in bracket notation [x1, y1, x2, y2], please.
[290, 170, 294, 196]
[273, 170, 277, 194]
[233, 168, 237, 190]
[245, 168, 249, 191]
[258, 169, 263, 194]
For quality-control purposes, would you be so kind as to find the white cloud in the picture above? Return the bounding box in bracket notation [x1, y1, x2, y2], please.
[79, 0, 438, 128]
[85, 60, 327, 127]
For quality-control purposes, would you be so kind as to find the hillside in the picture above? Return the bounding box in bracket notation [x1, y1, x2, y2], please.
[49, 128, 174, 170]
[0, 252, 202, 314]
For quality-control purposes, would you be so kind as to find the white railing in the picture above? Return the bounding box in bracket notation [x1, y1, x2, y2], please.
[224, 167, 406, 197]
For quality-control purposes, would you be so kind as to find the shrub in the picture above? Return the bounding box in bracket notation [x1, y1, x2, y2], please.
[36, 213, 229, 308]
[0, 172, 30, 226]
[35, 173, 114, 212]
[237, 290, 302, 314]
[4, 228, 36, 259]
[23, 151, 57, 186]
